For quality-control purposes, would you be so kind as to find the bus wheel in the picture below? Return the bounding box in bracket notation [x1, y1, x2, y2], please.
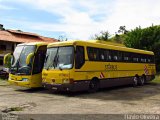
[133, 76, 138, 87]
[88, 79, 99, 93]
[138, 75, 145, 86]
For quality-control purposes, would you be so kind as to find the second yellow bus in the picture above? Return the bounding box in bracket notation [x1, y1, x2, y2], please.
[42, 40, 156, 92]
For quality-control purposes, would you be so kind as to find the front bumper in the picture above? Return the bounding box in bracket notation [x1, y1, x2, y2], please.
[8, 79, 31, 88]
[42, 81, 90, 92]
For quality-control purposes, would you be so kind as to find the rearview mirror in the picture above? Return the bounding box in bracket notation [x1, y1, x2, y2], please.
[26, 53, 34, 65]
[3, 53, 13, 68]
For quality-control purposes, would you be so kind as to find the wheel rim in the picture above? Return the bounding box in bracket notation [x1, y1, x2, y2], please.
[90, 82, 96, 89]
[141, 77, 144, 84]
[134, 77, 138, 86]
[89, 80, 99, 92]
[90, 83, 94, 89]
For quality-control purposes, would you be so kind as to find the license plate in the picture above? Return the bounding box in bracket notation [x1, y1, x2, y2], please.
[13, 82, 18, 85]
[52, 87, 57, 90]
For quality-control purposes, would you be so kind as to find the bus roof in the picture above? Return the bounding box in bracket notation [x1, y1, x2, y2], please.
[17, 42, 48, 46]
[48, 40, 154, 55]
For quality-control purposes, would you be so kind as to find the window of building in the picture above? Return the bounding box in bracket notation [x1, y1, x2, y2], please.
[0, 57, 3, 65]
[0, 45, 6, 51]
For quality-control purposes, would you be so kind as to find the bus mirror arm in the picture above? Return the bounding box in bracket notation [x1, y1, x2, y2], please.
[26, 53, 34, 65]
[59, 66, 62, 71]
[3, 53, 13, 68]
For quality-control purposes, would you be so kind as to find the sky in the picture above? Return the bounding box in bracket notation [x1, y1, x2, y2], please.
[0, 0, 160, 40]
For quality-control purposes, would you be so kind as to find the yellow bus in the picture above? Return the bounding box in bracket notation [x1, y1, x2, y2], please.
[4, 42, 47, 88]
[42, 40, 156, 92]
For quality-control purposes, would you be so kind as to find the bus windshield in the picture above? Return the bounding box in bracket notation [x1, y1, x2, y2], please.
[10, 45, 36, 75]
[44, 46, 74, 70]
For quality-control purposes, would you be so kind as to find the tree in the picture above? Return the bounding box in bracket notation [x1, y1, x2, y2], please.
[110, 33, 126, 44]
[118, 26, 128, 34]
[124, 25, 160, 71]
[108, 26, 129, 44]
[92, 31, 110, 41]
[58, 35, 68, 41]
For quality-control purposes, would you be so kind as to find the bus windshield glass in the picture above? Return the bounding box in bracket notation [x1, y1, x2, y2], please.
[44, 46, 74, 70]
[10, 45, 36, 75]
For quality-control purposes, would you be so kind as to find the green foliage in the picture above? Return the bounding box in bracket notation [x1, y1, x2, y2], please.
[124, 25, 160, 71]
[118, 26, 129, 34]
[110, 34, 126, 44]
[58, 35, 68, 41]
[124, 25, 160, 49]
[4, 55, 12, 68]
[109, 26, 128, 44]
[151, 73, 160, 83]
[92, 31, 110, 41]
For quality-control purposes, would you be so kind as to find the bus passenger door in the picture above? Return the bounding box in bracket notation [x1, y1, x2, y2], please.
[74, 46, 86, 81]
[31, 45, 47, 86]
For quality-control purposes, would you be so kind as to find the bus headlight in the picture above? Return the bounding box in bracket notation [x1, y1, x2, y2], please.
[62, 78, 74, 84]
[22, 78, 28, 81]
[62, 79, 70, 84]
[8, 76, 11, 80]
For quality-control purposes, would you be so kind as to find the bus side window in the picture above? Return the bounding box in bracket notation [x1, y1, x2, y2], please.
[33, 45, 47, 74]
[133, 53, 139, 63]
[99, 49, 105, 61]
[123, 52, 130, 62]
[148, 55, 154, 63]
[75, 46, 85, 69]
[104, 50, 108, 61]
[152, 55, 155, 63]
[108, 50, 112, 61]
[87, 47, 94, 61]
[140, 55, 146, 63]
[147, 56, 151, 63]
[92, 48, 99, 61]
[87, 47, 100, 61]
[113, 51, 118, 61]
[118, 51, 122, 62]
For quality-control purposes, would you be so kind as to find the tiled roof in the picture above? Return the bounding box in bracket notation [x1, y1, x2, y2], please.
[7, 29, 39, 37]
[0, 29, 58, 43]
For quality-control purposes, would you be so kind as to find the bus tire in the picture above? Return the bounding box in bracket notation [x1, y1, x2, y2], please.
[133, 76, 138, 87]
[138, 75, 146, 86]
[88, 78, 99, 93]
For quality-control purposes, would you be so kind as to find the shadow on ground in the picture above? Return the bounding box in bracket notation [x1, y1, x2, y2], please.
[14, 82, 160, 102]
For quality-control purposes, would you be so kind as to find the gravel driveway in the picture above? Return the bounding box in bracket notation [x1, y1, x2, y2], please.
[0, 81, 160, 119]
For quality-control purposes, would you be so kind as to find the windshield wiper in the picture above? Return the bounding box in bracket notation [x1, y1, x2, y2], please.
[53, 54, 59, 68]
[12, 46, 25, 73]
[46, 48, 59, 70]
[17, 73, 26, 75]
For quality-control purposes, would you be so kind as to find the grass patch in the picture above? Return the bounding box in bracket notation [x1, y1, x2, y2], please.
[0, 77, 8, 86]
[0, 78, 5, 81]
[10, 107, 23, 111]
[2, 107, 23, 113]
[151, 73, 160, 84]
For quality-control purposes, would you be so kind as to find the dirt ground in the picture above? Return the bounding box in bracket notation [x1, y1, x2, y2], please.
[0, 80, 160, 119]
